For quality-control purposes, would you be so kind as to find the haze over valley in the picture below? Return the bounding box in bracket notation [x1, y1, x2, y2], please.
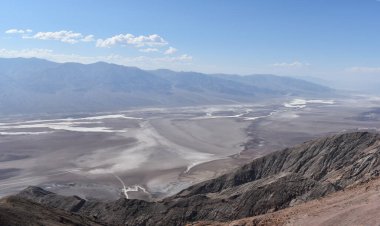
[1, 1, 380, 225]
[0, 64, 379, 202]
[0, 57, 339, 200]
[0, 58, 334, 115]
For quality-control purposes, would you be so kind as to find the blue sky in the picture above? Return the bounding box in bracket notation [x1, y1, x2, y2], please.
[0, 0, 379, 78]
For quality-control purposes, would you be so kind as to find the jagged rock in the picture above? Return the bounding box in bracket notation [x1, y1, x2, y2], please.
[2, 132, 380, 226]
[0, 196, 102, 226]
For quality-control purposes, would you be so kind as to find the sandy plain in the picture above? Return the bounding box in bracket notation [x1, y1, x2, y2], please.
[0, 96, 379, 200]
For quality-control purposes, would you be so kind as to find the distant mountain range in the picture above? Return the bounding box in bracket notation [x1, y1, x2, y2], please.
[0, 58, 334, 115]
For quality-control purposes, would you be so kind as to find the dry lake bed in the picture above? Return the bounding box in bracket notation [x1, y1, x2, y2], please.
[1, 96, 380, 200]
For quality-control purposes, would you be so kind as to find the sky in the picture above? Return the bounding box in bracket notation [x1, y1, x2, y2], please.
[0, 0, 379, 78]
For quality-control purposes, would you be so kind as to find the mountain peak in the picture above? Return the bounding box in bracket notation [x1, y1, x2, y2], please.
[0, 57, 334, 115]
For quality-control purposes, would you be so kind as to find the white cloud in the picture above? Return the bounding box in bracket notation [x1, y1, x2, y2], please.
[5, 30, 170, 51]
[272, 61, 310, 68]
[96, 34, 168, 48]
[5, 29, 33, 34]
[0, 48, 193, 69]
[164, 46, 178, 55]
[178, 54, 192, 61]
[0, 48, 54, 58]
[347, 67, 380, 73]
[139, 48, 159, 53]
[32, 31, 81, 44]
[24, 30, 95, 44]
[81, 35, 95, 42]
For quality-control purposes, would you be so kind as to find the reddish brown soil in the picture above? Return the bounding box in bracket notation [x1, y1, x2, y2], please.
[188, 177, 380, 226]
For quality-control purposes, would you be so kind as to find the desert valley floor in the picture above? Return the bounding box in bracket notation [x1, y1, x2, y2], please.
[1, 95, 380, 200]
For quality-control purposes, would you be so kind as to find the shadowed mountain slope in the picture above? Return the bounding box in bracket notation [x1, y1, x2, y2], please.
[0, 58, 334, 115]
[2, 132, 380, 226]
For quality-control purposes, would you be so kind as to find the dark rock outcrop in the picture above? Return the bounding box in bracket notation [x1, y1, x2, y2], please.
[2, 132, 380, 226]
[0, 195, 102, 226]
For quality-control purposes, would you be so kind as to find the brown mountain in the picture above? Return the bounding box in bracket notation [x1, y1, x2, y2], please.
[1, 132, 379, 226]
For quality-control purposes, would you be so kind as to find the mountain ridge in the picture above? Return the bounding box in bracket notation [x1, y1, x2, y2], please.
[0, 57, 335, 115]
[1, 131, 379, 226]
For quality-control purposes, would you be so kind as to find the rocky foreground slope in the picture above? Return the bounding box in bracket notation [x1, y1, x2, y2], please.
[189, 176, 380, 226]
[1, 132, 380, 226]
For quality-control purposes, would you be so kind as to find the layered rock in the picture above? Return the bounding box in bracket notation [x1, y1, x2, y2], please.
[2, 132, 380, 226]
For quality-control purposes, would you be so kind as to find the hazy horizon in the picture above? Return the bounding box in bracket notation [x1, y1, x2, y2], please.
[1, 1, 379, 78]
[1, 2, 380, 225]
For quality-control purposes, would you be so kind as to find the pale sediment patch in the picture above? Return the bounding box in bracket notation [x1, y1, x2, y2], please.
[185, 156, 228, 173]
[0, 114, 142, 125]
[112, 174, 149, 199]
[284, 99, 335, 108]
[0, 131, 52, 136]
[0, 121, 127, 134]
[0, 113, 144, 135]
[76, 120, 217, 178]
[192, 107, 252, 120]
[79, 114, 142, 121]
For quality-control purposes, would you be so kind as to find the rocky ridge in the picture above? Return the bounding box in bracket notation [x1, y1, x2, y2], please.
[1, 132, 380, 226]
